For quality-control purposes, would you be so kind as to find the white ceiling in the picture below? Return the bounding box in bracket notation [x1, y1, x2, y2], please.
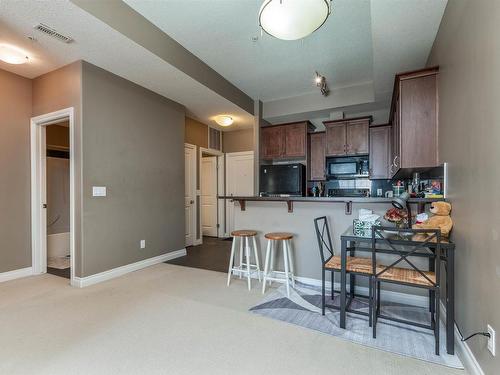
[125, 0, 447, 124]
[125, 0, 374, 102]
[0, 0, 447, 130]
[0, 0, 254, 131]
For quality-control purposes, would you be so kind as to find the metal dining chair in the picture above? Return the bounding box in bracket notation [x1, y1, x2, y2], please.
[314, 216, 374, 325]
[370, 226, 442, 355]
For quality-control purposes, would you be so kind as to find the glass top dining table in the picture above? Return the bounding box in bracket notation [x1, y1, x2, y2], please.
[339, 226, 456, 354]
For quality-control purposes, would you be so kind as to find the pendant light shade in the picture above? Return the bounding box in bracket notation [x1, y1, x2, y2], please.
[259, 0, 331, 41]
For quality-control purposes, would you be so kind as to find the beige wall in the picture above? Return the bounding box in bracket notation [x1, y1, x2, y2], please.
[0, 69, 32, 273]
[428, 0, 500, 372]
[32, 61, 84, 276]
[80, 61, 185, 277]
[185, 117, 208, 148]
[222, 128, 254, 153]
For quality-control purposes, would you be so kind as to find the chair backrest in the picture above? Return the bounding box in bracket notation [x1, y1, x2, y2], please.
[371, 226, 441, 287]
[314, 216, 334, 264]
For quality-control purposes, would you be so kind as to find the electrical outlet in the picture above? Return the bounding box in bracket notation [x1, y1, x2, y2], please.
[488, 325, 496, 356]
[140, 240, 146, 249]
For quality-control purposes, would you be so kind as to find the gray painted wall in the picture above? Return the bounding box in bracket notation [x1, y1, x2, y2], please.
[428, 0, 500, 372]
[0, 69, 32, 273]
[80, 62, 185, 277]
[32, 61, 84, 275]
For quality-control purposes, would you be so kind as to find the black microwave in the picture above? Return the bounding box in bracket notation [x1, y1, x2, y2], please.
[326, 157, 369, 178]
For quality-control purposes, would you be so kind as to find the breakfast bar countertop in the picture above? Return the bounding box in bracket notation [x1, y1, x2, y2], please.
[218, 195, 445, 203]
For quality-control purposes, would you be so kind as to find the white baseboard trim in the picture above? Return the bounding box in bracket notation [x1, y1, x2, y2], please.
[439, 301, 484, 375]
[0, 267, 33, 283]
[71, 249, 186, 288]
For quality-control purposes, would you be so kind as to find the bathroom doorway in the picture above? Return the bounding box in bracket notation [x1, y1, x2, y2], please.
[45, 121, 70, 278]
[31, 107, 75, 284]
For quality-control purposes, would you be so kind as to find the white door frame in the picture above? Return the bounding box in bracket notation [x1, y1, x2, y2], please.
[200, 147, 224, 239]
[185, 143, 197, 247]
[31, 107, 75, 284]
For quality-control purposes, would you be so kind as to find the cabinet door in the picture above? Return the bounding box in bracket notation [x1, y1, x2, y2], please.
[325, 123, 346, 156]
[284, 123, 306, 158]
[346, 120, 369, 155]
[400, 74, 438, 168]
[369, 126, 391, 179]
[261, 126, 284, 159]
[309, 132, 325, 180]
[391, 98, 401, 177]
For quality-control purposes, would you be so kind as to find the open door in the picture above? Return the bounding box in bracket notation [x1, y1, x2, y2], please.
[184, 144, 196, 247]
[201, 156, 218, 236]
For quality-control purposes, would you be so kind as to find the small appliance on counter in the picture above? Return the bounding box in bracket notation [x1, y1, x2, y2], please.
[259, 163, 306, 197]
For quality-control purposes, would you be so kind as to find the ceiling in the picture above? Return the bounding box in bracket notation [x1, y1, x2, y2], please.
[0, 0, 447, 130]
[0, 0, 254, 131]
[125, 0, 374, 102]
[125, 0, 447, 125]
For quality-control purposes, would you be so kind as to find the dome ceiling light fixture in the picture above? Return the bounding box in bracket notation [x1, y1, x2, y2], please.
[258, 0, 332, 41]
[215, 115, 234, 127]
[0, 44, 29, 65]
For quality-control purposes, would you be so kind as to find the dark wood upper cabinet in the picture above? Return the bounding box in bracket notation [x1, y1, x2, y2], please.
[261, 126, 284, 159]
[324, 116, 371, 156]
[389, 67, 439, 177]
[260, 121, 314, 160]
[308, 132, 326, 180]
[346, 119, 369, 155]
[284, 123, 307, 157]
[325, 122, 346, 156]
[369, 125, 392, 179]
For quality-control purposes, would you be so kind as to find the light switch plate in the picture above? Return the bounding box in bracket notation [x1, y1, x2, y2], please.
[92, 186, 107, 197]
[140, 240, 146, 249]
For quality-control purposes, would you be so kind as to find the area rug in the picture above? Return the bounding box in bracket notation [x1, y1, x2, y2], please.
[47, 256, 70, 270]
[250, 282, 463, 369]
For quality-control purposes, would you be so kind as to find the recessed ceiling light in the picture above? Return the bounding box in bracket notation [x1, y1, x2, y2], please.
[215, 115, 234, 127]
[0, 44, 29, 65]
[259, 0, 332, 41]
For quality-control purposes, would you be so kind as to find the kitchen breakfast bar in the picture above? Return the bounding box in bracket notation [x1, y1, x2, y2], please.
[219, 195, 455, 354]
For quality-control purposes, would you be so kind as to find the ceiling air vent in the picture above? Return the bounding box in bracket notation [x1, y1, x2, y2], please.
[33, 23, 73, 43]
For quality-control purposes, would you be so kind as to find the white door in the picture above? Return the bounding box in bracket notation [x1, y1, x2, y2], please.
[185, 144, 196, 247]
[226, 151, 254, 234]
[201, 156, 218, 237]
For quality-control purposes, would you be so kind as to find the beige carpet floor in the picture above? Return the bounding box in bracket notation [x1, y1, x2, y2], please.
[0, 263, 467, 375]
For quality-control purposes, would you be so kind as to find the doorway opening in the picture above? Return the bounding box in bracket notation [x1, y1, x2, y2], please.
[31, 108, 75, 284]
[45, 121, 70, 278]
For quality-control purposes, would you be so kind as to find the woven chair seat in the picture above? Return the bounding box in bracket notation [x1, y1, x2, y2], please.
[377, 266, 436, 286]
[325, 256, 373, 274]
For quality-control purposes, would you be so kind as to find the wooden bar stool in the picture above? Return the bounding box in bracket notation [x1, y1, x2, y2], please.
[262, 232, 295, 297]
[227, 230, 261, 290]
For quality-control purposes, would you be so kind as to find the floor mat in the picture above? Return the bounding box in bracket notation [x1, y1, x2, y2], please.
[250, 282, 463, 369]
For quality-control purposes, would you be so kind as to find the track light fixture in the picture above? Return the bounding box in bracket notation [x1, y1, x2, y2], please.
[315, 71, 329, 97]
